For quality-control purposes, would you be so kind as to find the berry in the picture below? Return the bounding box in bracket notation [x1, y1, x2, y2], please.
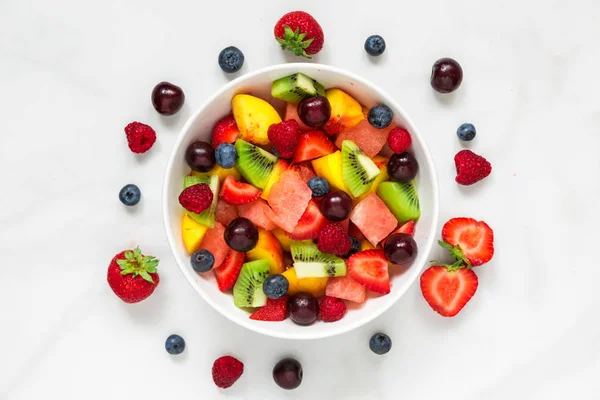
[387, 152, 419, 182]
[250, 297, 289, 321]
[178, 184, 214, 214]
[388, 127, 412, 153]
[124, 122, 156, 154]
[218, 46, 244, 73]
[267, 120, 301, 158]
[421, 265, 478, 317]
[307, 177, 329, 197]
[215, 143, 238, 168]
[383, 233, 418, 265]
[274, 11, 324, 58]
[185, 141, 216, 172]
[318, 296, 347, 322]
[347, 250, 390, 294]
[214, 250, 245, 291]
[263, 274, 289, 299]
[190, 249, 215, 273]
[212, 356, 244, 389]
[454, 149, 492, 186]
[165, 334, 185, 355]
[385, 221, 415, 245]
[320, 191, 352, 222]
[364, 35, 386, 56]
[289, 292, 319, 325]
[224, 217, 259, 252]
[457, 123, 476, 141]
[107, 248, 160, 303]
[317, 223, 351, 256]
[367, 104, 393, 129]
[431, 58, 463, 93]
[342, 236, 361, 258]
[369, 333, 392, 355]
[273, 358, 303, 390]
[440, 217, 494, 266]
[293, 130, 336, 163]
[219, 176, 262, 205]
[297, 96, 331, 128]
[119, 184, 141, 206]
[287, 199, 328, 240]
[151, 81, 185, 116]
[212, 115, 240, 148]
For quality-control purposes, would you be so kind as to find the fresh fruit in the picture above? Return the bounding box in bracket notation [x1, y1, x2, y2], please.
[184, 175, 220, 228]
[325, 274, 366, 303]
[262, 274, 289, 299]
[181, 213, 209, 253]
[225, 217, 259, 252]
[107, 248, 159, 303]
[232, 95, 282, 146]
[165, 334, 185, 355]
[214, 250, 245, 291]
[323, 89, 364, 135]
[457, 123, 476, 141]
[282, 267, 328, 296]
[185, 141, 216, 172]
[179, 184, 214, 214]
[307, 177, 329, 197]
[219, 176, 262, 205]
[287, 199, 327, 240]
[384, 233, 417, 265]
[191, 163, 241, 183]
[200, 221, 229, 269]
[360, 240, 378, 251]
[285, 103, 312, 132]
[369, 333, 392, 355]
[316, 223, 352, 256]
[267, 120, 301, 158]
[250, 297, 289, 321]
[212, 115, 240, 148]
[246, 228, 285, 274]
[318, 296, 347, 322]
[267, 171, 312, 232]
[289, 292, 319, 325]
[342, 236, 361, 258]
[367, 104, 393, 129]
[386, 220, 415, 241]
[420, 265, 478, 317]
[234, 139, 278, 188]
[377, 181, 421, 223]
[233, 259, 270, 308]
[216, 200, 239, 226]
[364, 35, 386, 56]
[237, 199, 276, 231]
[151, 81, 184, 116]
[271, 73, 326, 104]
[212, 356, 244, 389]
[347, 250, 390, 294]
[388, 152, 419, 182]
[431, 57, 463, 93]
[190, 249, 215, 273]
[297, 96, 331, 128]
[273, 358, 303, 390]
[291, 162, 317, 182]
[273, 228, 292, 251]
[311, 151, 352, 196]
[454, 149, 492, 186]
[320, 191, 353, 222]
[440, 217, 494, 266]
[334, 119, 392, 158]
[291, 240, 347, 278]
[218, 46, 245, 73]
[119, 184, 141, 206]
[124, 122, 156, 154]
[341, 140, 381, 197]
[356, 155, 388, 202]
[274, 11, 324, 58]
[261, 160, 290, 201]
[388, 127, 412, 153]
[215, 143, 238, 169]
[350, 194, 397, 246]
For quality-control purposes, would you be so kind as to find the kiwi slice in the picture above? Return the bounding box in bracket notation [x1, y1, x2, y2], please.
[376, 181, 421, 223]
[271, 73, 326, 104]
[183, 175, 219, 228]
[341, 140, 381, 197]
[235, 139, 278, 189]
[233, 259, 270, 308]
[290, 241, 347, 279]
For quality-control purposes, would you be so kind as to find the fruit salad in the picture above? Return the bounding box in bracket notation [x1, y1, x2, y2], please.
[177, 72, 422, 325]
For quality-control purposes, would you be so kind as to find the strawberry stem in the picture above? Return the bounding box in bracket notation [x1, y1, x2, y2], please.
[277, 25, 314, 59]
[115, 247, 159, 283]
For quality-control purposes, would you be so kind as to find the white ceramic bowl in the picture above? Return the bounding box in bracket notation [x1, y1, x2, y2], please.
[163, 63, 439, 340]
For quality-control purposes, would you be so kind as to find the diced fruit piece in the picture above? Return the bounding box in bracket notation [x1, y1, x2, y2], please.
[246, 228, 285, 274]
[441, 218, 494, 266]
[326, 275, 366, 303]
[293, 131, 336, 163]
[285, 103, 312, 132]
[356, 155, 389, 202]
[282, 267, 328, 296]
[267, 171, 312, 232]
[181, 213, 209, 254]
[191, 164, 242, 183]
[214, 250, 245, 291]
[232, 94, 282, 146]
[347, 250, 390, 294]
[271, 73, 326, 104]
[287, 199, 328, 240]
[272, 228, 292, 251]
[216, 200, 239, 226]
[220, 176, 262, 205]
[200, 221, 228, 269]
[290, 162, 316, 183]
[323, 89, 364, 135]
[335, 119, 393, 158]
[389, 221, 415, 239]
[184, 175, 220, 228]
[212, 115, 240, 148]
[350, 194, 397, 246]
[420, 265, 478, 317]
[261, 159, 290, 200]
[237, 199, 276, 231]
[234, 139, 278, 189]
[233, 260, 270, 308]
[341, 140, 380, 197]
[360, 240, 378, 251]
[311, 151, 353, 197]
[249, 297, 289, 321]
[290, 241, 346, 278]
[376, 181, 421, 223]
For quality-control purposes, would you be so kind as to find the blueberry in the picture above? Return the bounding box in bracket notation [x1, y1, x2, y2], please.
[165, 334, 185, 355]
[215, 143, 238, 168]
[364, 35, 386, 56]
[307, 177, 330, 197]
[218, 46, 244, 73]
[368, 105, 393, 129]
[457, 123, 476, 141]
[119, 184, 141, 206]
[271, 146, 280, 158]
[263, 274, 289, 299]
[190, 249, 215, 273]
[342, 236, 361, 258]
[369, 333, 392, 355]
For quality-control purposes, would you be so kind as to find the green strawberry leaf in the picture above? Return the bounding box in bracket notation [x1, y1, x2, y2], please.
[124, 250, 134, 260]
[139, 270, 154, 284]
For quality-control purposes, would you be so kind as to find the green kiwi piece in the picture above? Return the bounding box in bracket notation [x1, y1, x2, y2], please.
[183, 175, 219, 228]
[235, 139, 278, 189]
[376, 181, 421, 223]
[341, 140, 381, 197]
[271, 73, 326, 104]
[233, 259, 270, 308]
[290, 241, 347, 278]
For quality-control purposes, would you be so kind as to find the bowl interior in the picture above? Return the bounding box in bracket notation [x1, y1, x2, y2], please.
[163, 64, 439, 340]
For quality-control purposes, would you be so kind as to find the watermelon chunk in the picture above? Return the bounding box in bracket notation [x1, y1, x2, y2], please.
[237, 199, 276, 231]
[267, 171, 312, 232]
[200, 221, 228, 269]
[335, 119, 394, 158]
[326, 275, 366, 303]
[284, 103, 312, 132]
[216, 200, 239, 226]
[350, 194, 397, 246]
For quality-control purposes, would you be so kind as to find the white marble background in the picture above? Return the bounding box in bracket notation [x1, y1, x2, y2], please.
[1, 0, 600, 398]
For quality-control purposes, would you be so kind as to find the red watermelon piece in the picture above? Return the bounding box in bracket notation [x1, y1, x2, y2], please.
[237, 199, 276, 231]
[326, 275, 366, 303]
[267, 171, 312, 232]
[285, 103, 312, 132]
[290, 162, 316, 183]
[200, 221, 228, 269]
[216, 200, 239, 226]
[335, 119, 394, 158]
[350, 194, 397, 246]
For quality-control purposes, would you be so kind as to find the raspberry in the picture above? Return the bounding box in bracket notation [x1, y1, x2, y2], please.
[317, 223, 351, 256]
[124, 122, 156, 153]
[319, 296, 347, 322]
[388, 127, 411, 154]
[267, 120, 301, 158]
[250, 297, 288, 321]
[454, 149, 492, 186]
[212, 356, 244, 389]
[178, 184, 214, 214]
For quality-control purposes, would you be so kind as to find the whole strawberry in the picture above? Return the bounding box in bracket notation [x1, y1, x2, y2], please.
[274, 11, 324, 58]
[107, 247, 159, 303]
[124, 122, 156, 154]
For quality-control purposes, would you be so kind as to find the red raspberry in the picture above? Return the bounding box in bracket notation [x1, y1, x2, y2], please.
[454, 149, 492, 185]
[212, 356, 244, 389]
[124, 122, 156, 153]
[388, 127, 411, 154]
[319, 296, 347, 322]
[267, 120, 301, 158]
[317, 223, 351, 256]
[178, 184, 214, 214]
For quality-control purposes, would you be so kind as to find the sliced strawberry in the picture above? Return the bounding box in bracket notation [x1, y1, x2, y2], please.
[347, 250, 390, 294]
[287, 199, 328, 240]
[383, 220, 415, 246]
[249, 297, 288, 321]
[441, 217, 494, 266]
[220, 176, 262, 205]
[214, 250, 245, 291]
[420, 265, 478, 317]
[293, 130, 336, 163]
[212, 115, 239, 148]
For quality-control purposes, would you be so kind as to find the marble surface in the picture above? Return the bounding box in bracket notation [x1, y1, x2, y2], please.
[1, 0, 599, 398]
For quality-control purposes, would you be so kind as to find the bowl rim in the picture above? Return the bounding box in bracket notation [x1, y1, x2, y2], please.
[162, 63, 440, 340]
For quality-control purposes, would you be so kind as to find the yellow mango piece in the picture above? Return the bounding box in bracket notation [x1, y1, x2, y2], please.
[181, 213, 209, 254]
[311, 151, 355, 198]
[324, 89, 365, 134]
[282, 267, 328, 296]
[191, 164, 241, 183]
[261, 160, 289, 200]
[246, 229, 285, 274]
[356, 155, 389, 203]
[232, 94, 282, 146]
[360, 240, 378, 251]
[272, 228, 292, 252]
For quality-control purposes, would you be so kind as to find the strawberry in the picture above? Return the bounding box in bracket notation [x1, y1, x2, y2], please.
[268, 120, 301, 159]
[212, 115, 239, 148]
[107, 248, 159, 303]
[249, 297, 288, 321]
[347, 250, 390, 294]
[454, 149, 492, 186]
[384, 220, 415, 246]
[274, 11, 324, 58]
[440, 217, 494, 266]
[287, 199, 328, 240]
[293, 131, 336, 163]
[214, 250, 245, 291]
[219, 176, 262, 205]
[420, 264, 478, 317]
